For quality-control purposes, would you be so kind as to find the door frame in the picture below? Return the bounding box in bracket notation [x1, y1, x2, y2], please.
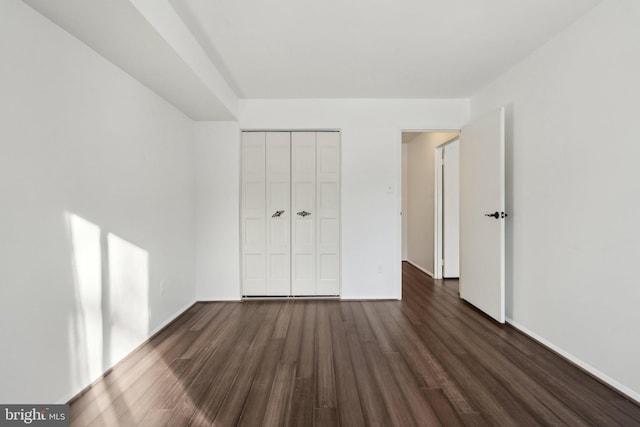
[396, 127, 460, 300]
[434, 136, 460, 280]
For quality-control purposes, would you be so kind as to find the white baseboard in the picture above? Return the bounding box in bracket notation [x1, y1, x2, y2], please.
[149, 300, 198, 336]
[506, 317, 640, 405]
[405, 260, 434, 278]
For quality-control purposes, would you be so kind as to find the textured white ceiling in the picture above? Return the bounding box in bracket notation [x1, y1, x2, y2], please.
[171, 0, 601, 99]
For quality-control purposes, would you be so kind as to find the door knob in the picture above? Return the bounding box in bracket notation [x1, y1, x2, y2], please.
[272, 210, 285, 218]
[485, 211, 508, 219]
[297, 210, 311, 217]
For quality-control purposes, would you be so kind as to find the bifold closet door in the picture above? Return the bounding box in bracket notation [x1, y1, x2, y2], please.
[291, 132, 316, 295]
[241, 132, 266, 295]
[242, 131, 340, 297]
[291, 131, 341, 296]
[241, 132, 291, 296]
[265, 132, 291, 295]
[316, 132, 340, 295]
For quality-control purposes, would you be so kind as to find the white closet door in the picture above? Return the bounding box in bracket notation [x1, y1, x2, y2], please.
[316, 132, 340, 295]
[266, 132, 291, 295]
[291, 132, 316, 295]
[241, 132, 266, 295]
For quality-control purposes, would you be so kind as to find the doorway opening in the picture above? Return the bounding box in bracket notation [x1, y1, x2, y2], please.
[401, 131, 459, 282]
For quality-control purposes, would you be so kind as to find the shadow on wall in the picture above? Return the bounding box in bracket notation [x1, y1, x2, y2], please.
[66, 213, 149, 391]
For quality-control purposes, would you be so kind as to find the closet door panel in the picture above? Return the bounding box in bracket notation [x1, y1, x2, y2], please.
[241, 132, 266, 296]
[291, 132, 316, 295]
[266, 132, 291, 295]
[316, 132, 340, 295]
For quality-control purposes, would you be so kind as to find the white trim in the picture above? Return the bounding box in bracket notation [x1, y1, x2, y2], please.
[149, 300, 197, 336]
[396, 128, 404, 300]
[434, 146, 444, 279]
[405, 259, 434, 278]
[198, 297, 242, 302]
[506, 317, 640, 405]
[237, 128, 243, 303]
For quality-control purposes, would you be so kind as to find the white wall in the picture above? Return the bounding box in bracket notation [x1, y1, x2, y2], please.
[405, 132, 458, 275]
[471, 0, 640, 401]
[0, 0, 196, 403]
[194, 99, 469, 300]
[194, 122, 242, 300]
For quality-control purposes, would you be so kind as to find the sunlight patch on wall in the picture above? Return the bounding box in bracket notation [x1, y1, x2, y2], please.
[68, 213, 103, 386]
[107, 233, 149, 366]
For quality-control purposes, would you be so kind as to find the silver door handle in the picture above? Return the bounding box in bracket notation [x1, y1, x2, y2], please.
[272, 210, 285, 218]
[297, 210, 311, 217]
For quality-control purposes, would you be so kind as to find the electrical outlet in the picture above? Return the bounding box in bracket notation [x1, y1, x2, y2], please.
[378, 264, 384, 273]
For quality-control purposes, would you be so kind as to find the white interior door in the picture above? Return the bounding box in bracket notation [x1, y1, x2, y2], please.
[266, 132, 291, 295]
[443, 139, 460, 278]
[316, 132, 341, 295]
[459, 108, 506, 323]
[241, 132, 266, 295]
[291, 132, 316, 295]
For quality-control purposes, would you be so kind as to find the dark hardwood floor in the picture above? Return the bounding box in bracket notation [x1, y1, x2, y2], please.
[70, 262, 640, 426]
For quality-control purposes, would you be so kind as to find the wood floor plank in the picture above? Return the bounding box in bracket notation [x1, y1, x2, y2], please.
[237, 339, 284, 427]
[296, 302, 316, 379]
[178, 303, 239, 360]
[378, 301, 441, 388]
[280, 302, 304, 363]
[422, 388, 466, 427]
[68, 264, 640, 426]
[188, 305, 266, 425]
[287, 378, 314, 427]
[313, 407, 338, 427]
[187, 302, 225, 331]
[272, 301, 293, 339]
[400, 299, 529, 425]
[381, 300, 476, 415]
[262, 362, 296, 427]
[385, 352, 442, 426]
[361, 302, 398, 353]
[315, 302, 337, 409]
[123, 358, 193, 424]
[328, 303, 365, 427]
[458, 411, 492, 427]
[362, 342, 417, 427]
[350, 301, 375, 341]
[346, 330, 392, 426]
[85, 358, 167, 426]
[211, 304, 279, 426]
[137, 409, 173, 427]
[164, 304, 259, 426]
[407, 297, 587, 425]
